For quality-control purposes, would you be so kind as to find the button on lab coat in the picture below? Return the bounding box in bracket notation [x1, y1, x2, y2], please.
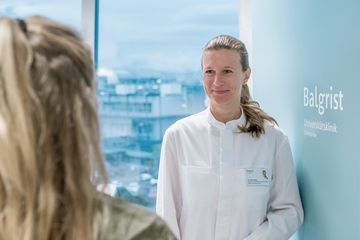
[156, 108, 304, 240]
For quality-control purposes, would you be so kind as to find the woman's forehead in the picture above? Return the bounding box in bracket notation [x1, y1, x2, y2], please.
[202, 49, 241, 67]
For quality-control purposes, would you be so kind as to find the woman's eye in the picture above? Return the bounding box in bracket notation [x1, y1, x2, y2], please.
[204, 70, 214, 74]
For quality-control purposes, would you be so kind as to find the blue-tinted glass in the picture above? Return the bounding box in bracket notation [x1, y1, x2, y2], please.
[0, 0, 81, 31]
[98, 1, 239, 210]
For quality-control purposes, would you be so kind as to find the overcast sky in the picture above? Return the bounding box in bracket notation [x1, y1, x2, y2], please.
[0, 0, 82, 30]
[99, 0, 239, 75]
[0, 0, 239, 76]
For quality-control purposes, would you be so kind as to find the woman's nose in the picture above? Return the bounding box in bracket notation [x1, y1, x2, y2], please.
[213, 74, 224, 87]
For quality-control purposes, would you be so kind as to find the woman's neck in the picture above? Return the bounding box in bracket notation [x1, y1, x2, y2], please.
[210, 105, 242, 123]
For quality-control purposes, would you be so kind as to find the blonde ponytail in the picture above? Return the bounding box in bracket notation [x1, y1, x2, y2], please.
[239, 84, 277, 138]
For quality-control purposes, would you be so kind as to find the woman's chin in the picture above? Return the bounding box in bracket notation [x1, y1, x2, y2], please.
[210, 98, 230, 107]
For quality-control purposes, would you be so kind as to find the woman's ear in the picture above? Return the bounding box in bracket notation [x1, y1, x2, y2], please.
[243, 68, 251, 84]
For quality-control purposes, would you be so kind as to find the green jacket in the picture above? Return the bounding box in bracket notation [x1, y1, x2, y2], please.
[99, 194, 177, 240]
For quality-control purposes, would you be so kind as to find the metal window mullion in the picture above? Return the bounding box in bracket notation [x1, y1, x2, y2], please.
[82, 0, 99, 69]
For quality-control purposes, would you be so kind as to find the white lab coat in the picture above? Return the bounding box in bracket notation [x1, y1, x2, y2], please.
[156, 108, 303, 240]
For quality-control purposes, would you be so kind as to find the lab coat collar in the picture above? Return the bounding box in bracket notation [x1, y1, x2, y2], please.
[206, 106, 246, 132]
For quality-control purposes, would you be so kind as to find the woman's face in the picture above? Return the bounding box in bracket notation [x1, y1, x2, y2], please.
[202, 49, 250, 110]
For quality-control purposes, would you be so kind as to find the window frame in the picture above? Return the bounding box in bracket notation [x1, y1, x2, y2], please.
[82, 0, 99, 68]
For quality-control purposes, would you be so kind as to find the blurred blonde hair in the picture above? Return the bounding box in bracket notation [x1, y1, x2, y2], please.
[203, 35, 277, 137]
[0, 16, 107, 240]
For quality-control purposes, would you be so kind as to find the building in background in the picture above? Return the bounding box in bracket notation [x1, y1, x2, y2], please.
[97, 71, 205, 208]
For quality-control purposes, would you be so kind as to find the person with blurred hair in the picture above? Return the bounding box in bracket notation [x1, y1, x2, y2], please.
[0, 16, 175, 240]
[156, 35, 303, 240]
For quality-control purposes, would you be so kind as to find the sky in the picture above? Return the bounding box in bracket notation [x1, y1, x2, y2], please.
[0, 0, 82, 30]
[98, 0, 239, 75]
[0, 0, 239, 77]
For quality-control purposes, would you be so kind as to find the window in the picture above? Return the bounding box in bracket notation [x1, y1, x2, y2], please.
[1, 0, 239, 211]
[97, 0, 239, 210]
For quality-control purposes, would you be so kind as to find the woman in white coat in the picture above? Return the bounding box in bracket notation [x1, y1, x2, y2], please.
[156, 35, 304, 240]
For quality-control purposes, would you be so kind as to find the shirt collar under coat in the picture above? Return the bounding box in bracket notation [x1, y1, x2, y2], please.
[206, 106, 247, 132]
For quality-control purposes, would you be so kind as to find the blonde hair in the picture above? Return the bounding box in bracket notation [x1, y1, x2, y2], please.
[0, 16, 107, 240]
[203, 35, 277, 137]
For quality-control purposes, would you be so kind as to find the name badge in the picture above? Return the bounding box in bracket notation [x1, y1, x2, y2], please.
[246, 168, 272, 187]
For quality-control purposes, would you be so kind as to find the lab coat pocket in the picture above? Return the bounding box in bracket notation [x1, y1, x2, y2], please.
[181, 165, 216, 207]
